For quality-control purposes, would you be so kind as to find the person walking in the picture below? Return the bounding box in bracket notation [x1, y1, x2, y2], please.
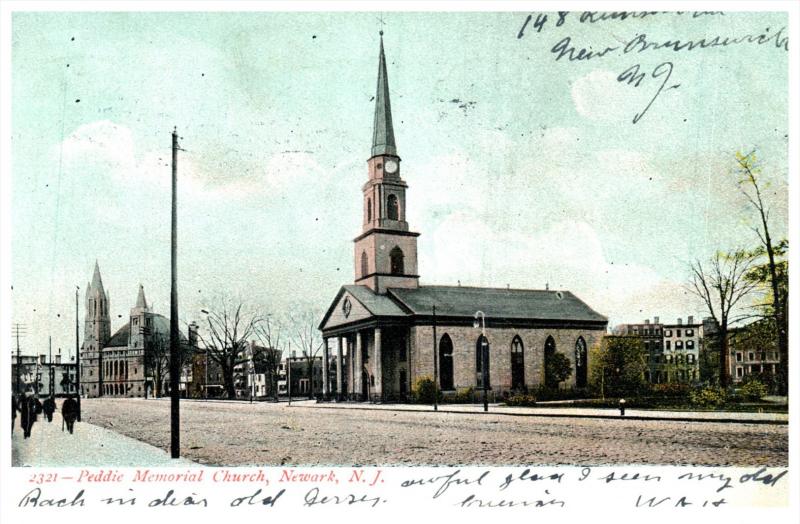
[42, 396, 56, 423]
[11, 394, 18, 433]
[20, 394, 37, 439]
[62, 396, 78, 435]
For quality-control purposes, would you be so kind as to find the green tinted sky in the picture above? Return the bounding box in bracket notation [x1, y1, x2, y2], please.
[9, 10, 789, 355]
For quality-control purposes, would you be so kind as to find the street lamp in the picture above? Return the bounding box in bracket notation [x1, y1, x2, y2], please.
[473, 310, 489, 412]
[201, 309, 210, 401]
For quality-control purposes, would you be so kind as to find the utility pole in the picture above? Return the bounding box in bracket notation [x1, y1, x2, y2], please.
[75, 286, 81, 421]
[169, 127, 181, 459]
[432, 304, 438, 412]
[12, 323, 26, 395]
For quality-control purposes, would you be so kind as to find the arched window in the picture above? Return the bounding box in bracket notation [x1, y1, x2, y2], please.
[439, 334, 454, 390]
[511, 336, 525, 390]
[475, 335, 490, 388]
[575, 337, 588, 388]
[361, 251, 368, 278]
[387, 194, 399, 220]
[114, 360, 118, 377]
[367, 198, 372, 222]
[544, 336, 557, 388]
[390, 246, 404, 275]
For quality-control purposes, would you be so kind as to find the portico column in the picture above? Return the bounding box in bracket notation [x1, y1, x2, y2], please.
[347, 337, 354, 399]
[336, 337, 343, 400]
[355, 331, 363, 401]
[322, 337, 330, 400]
[373, 328, 382, 400]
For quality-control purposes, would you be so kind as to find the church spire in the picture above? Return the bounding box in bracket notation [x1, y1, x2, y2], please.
[135, 284, 148, 309]
[91, 260, 105, 291]
[371, 32, 397, 158]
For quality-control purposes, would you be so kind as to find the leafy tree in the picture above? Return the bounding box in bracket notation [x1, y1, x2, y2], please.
[734, 150, 788, 394]
[544, 351, 572, 388]
[590, 336, 648, 398]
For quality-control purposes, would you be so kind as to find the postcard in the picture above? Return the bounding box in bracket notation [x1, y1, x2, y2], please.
[1, 2, 797, 523]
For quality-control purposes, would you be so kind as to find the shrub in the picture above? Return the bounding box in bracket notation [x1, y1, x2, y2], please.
[689, 386, 728, 408]
[453, 387, 475, 403]
[505, 394, 537, 407]
[412, 376, 442, 404]
[650, 383, 691, 398]
[740, 380, 768, 401]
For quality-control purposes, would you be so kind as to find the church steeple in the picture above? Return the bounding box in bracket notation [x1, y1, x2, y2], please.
[354, 33, 420, 294]
[371, 32, 397, 158]
[135, 284, 148, 309]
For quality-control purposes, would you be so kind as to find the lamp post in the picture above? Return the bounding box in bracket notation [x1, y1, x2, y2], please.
[432, 304, 438, 412]
[473, 311, 488, 412]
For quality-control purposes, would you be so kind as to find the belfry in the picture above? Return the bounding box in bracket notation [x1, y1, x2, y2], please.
[319, 34, 608, 402]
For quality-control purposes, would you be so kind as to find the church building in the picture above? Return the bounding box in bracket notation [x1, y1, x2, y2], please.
[79, 262, 196, 398]
[318, 34, 608, 401]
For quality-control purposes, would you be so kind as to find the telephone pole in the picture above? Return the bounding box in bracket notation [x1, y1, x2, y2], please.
[12, 324, 26, 394]
[75, 286, 81, 421]
[169, 127, 181, 459]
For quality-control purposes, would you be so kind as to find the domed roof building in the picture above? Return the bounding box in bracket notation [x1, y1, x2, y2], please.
[79, 262, 195, 398]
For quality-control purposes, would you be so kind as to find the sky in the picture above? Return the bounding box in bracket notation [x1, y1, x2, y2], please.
[6, 10, 790, 358]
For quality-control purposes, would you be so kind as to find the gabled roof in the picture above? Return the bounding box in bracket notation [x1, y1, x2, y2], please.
[389, 285, 607, 323]
[319, 284, 607, 332]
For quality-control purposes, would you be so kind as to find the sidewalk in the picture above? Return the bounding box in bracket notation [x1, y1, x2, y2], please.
[12, 410, 196, 467]
[292, 400, 789, 424]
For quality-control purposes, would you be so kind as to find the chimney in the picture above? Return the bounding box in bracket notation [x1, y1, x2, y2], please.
[654, 316, 660, 324]
[677, 317, 683, 325]
[40, 354, 46, 365]
[644, 319, 650, 325]
[688, 315, 694, 325]
[55, 354, 61, 364]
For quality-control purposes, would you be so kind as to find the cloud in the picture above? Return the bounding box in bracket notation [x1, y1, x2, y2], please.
[571, 70, 632, 122]
[422, 214, 687, 324]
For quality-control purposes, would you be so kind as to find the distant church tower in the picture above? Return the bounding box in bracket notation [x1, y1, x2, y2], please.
[354, 32, 420, 294]
[128, 284, 152, 350]
[84, 261, 110, 395]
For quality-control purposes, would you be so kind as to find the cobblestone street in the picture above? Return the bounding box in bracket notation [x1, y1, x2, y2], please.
[78, 398, 788, 467]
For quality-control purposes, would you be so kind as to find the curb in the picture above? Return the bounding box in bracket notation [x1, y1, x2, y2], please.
[291, 403, 789, 425]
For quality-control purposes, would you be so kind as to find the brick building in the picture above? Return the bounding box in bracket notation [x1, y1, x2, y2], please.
[615, 316, 702, 384]
[318, 34, 608, 401]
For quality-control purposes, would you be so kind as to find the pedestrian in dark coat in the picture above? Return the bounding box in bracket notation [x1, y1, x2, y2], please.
[62, 396, 78, 435]
[20, 395, 37, 439]
[42, 397, 56, 423]
[11, 394, 18, 433]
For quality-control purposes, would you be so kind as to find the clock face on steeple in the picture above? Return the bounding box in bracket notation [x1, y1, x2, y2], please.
[384, 159, 398, 174]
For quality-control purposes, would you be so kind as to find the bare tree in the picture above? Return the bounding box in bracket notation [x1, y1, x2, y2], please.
[198, 300, 261, 400]
[289, 310, 324, 400]
[689, 250, 758, 387]
[734, 150, 788, 394]
[254, 317, 284, 402]
[144, 332, 169, 397]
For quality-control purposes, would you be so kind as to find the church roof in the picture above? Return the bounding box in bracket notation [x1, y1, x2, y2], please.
[388, 286, 607, 323]
[371, 33, 397, 158]
[105, 313, 186, 348]
[320, 284, 607, 332]
[344, 284, 407, 316]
